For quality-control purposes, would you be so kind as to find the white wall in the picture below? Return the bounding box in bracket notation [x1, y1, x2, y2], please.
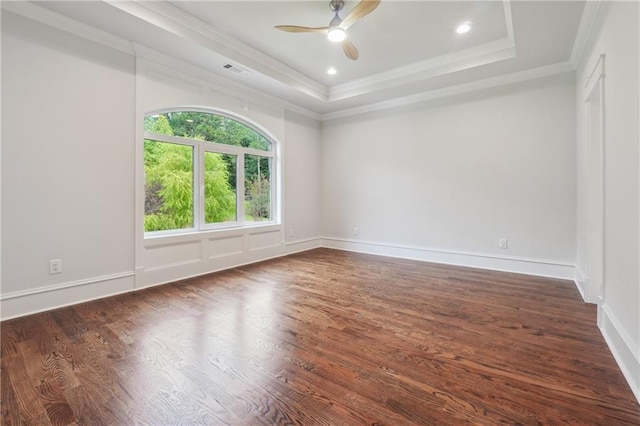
[576, 1, 640, 401]
[0, 11, 323, 319]
[284, 110, 322, 251]
[1, 12, 136, 318]
[321, 74, 577, 277]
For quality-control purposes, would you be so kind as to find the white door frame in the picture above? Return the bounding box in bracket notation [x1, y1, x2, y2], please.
[584, 54, 606, 305]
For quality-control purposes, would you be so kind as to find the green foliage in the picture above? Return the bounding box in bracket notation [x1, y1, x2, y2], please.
[204, 153, 236, 223]
[245, 155, 270, 190]
[145, 115, 174, 135]
[143, 111, 273, 232]
[246, 174, 271, 221]
[144, 116, 174, 171]
[164, 111, 271, 151]
[144, 141, 194, 232]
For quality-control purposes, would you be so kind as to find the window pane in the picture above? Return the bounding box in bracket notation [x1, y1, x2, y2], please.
[204, 152, 237, 224]
[245, 155, 271, 222]
[144, 114, 174, 136]
[148, 111, 271, 151]
[144, 140, 194, 232]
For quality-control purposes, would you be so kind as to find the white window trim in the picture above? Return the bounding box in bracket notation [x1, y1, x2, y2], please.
[143, 111, 277, 239]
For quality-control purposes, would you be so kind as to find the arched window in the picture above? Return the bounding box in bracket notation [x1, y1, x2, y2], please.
[143, 110, 274, 234]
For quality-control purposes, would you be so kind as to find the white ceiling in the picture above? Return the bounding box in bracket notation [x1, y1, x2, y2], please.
[14, 1, 587, 118]
[170, 1, 509, 84]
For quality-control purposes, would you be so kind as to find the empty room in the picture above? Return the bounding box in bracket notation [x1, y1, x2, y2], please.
[1, 0, 639, 424]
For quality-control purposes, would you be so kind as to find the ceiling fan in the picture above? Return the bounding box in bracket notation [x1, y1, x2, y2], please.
[275, 0, 381, 61]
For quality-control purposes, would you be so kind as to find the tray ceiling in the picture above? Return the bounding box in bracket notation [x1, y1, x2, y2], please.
[9, 1, 587, 117]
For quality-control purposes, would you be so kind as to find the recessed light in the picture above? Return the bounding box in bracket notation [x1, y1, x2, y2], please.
[456, 22, 471, 34]
[327, 67, 337, 75]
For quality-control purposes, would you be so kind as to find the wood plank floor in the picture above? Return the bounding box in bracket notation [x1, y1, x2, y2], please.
[2, 248, 639, 425]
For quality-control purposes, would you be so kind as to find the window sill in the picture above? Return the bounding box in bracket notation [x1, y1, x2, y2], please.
[143, 223, 282, 248]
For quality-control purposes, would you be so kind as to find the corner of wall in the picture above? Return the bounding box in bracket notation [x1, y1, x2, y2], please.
[574, 268, 588, 302]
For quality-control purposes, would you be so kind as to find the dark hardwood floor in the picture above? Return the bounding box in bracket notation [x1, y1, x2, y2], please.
[2, 248, 639, 425]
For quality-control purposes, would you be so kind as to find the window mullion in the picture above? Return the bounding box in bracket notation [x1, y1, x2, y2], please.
[144, 132, 195, 147]
[196, 143, 204, 231]
[243, 147, 274, 158]
[269, 157, 275, 223]
[237, 154, 245, 224]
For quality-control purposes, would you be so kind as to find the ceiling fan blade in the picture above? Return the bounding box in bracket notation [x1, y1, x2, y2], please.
[340, 0, 381, 30]
[342, 39, 359, 60]
[275, 25, 329, 34]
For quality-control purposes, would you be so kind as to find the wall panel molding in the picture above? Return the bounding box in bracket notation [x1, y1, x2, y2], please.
[284, 238, 323, 255]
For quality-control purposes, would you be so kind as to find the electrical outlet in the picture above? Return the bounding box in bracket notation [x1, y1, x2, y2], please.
[49, 259, 62, 274]
[288, 228, 294, 238]
[499, 238, 508, 249]
[353, 227, 359, 236]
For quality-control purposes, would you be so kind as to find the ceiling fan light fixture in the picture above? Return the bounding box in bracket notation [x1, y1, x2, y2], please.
[327, 27, 346, 42]
[275, 0, 380, 60]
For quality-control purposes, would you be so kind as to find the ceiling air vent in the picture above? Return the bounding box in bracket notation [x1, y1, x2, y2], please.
[222, 63, 249, 75]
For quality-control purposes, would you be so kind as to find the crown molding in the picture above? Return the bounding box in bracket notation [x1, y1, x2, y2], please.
[328, 37, 515, 101]
[503, 0, 515, 42]
[104, 0, 516, 104]
[4, 0, 572, 124]
[569, 0, 602, 68]
[1, 1, 135, 56]
[8, 0, 519, 108]
[103, 0, 329, 102]
[1, 1, 321, 121]
[133, 43, 322, 121]
[328, 0, 514, 101]
[321, 61, 575, 121]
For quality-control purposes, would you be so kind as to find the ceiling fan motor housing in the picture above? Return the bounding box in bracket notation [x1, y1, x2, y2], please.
[330, 0, 345, 13]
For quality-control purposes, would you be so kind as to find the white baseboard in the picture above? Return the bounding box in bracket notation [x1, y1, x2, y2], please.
[284, 237, 322, 255]
[321, 237, 576, 280]
[0, 272, 135, 321]
[599, 304, 640, 404]
[574, 268, 588, 302]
